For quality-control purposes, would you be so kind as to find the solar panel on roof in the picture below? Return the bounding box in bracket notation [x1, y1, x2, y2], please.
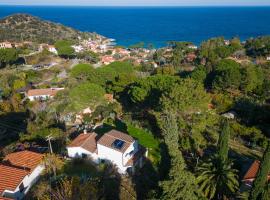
[112, 139, 125, 150]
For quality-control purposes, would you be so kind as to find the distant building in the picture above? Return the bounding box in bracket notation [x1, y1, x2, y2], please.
[187, 44, 198, 50]
[222, 111, 236, 119]
[39, 44, 57, 54]
[101, 55, 115, 65]
[242, 160, 270, 187]
[72, 45, 84, 53]
[26, 88, 64, 101]
[0, 151, 44, 200]
[47, 45, 58, 54]
[266, 56, 270, 61]
[224, 40, 230, 46]
[0, 42, 13, 49]
[67, 130, 147, 174]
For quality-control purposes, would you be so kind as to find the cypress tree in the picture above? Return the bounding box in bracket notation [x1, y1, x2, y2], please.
[159, 112, 200, 200]
[250, 141, 270, 200]
[217, 119, 230, 161]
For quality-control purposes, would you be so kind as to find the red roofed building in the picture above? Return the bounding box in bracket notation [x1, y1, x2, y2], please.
[101, 55, 115, 65]
[67, 130, 147, 174]
[26, 88, 64, 101]
[242, 160, 270, 187]
[0, 151, 44, 200]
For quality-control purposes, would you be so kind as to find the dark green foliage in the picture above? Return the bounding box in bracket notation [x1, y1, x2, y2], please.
[250, 141, 270, 200]
[240, 65, 264, 94]
[159, 112, 200, 200]
[0, 48, 18, 67]
[70, 63, 95, 81]
[160, 78, 210, 113]
[217, 119, 230, 162]
[190, 65, 207, 84]
[196, 155, 239, 199]
[128, 75, 180, 106]
[70, 62, 135, 89]
[212, 59, 242, 91]
[55, 40, 75, 58]
[245, 36, 270, 57]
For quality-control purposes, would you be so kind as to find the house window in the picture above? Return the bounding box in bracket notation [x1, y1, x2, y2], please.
[19, 182, 25, 193]
[82, 153, 87, 158]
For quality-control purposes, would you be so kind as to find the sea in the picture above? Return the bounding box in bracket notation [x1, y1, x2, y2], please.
[0, 6, 270, 47]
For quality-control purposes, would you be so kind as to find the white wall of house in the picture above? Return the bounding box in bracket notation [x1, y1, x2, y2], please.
[67, 140, 142, 174]
[97, 141, 139, 173]
[48, 47, 58, 54]
[2, 165, 44, 200]
[28, 95, 52, 101]
[122, 141, 139, 166]
[67, 147, 99, 163]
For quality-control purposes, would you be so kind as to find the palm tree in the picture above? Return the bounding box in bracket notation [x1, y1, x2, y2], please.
[196, 154, 239, 199]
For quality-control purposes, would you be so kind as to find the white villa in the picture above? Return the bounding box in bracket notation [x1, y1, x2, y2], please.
[0, 151, 44, 200]
[67, 130, 147, 174]
[0, 42, 13, 49]
[26, 88, 64, 101]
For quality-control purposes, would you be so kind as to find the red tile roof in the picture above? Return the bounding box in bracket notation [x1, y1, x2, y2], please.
[0, 197, 13, 200]
[243, 160, 270, 181]
[3, 150, 44, 173]
[68, 132, 97, 153]
[0, 164, 28, 194]
[27, 88, 63, 97]
[97, 130, 134, 153]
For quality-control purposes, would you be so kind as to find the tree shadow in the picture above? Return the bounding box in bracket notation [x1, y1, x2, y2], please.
[0, 111, 28, 148]
[131, 160, 160, 200]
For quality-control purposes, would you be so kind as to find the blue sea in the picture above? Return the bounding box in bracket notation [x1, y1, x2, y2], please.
[0, 6, 270, 47]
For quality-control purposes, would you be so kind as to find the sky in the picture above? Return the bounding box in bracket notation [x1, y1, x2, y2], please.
[0, 0, 269, 6]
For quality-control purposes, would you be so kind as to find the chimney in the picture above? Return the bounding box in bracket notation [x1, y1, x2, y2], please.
[83, 129, 87, 134]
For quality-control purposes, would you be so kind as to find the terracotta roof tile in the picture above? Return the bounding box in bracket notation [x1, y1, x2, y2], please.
[97, 130, 134, 153]
[0, 164, 28, 194]
[27, 88, 63, 97]
[243, 160, 270, 181]
[68, 133, 97, 153]
[3, 150, 44, 172]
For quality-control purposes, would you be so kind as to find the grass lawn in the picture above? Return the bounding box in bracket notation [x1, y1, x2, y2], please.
[126, 123, 161, 167]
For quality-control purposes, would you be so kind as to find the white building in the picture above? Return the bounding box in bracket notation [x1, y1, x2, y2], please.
[26, 88, 64, 101]
[71, 45, 84, 53]
[0, 42, 13, 49]
[187, 44, 198, 50]
[0, 151, 44, 200]
[67, 130, 146, 174]
[267, 56, 270, 61]
[48, 45, 58, 54]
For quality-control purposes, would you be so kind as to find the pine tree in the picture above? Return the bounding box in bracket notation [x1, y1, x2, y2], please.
[250, 141, 270, 200]
[217, 119, 230, 162]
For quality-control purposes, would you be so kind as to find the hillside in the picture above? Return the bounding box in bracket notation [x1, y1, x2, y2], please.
[0, 14, 98, 44]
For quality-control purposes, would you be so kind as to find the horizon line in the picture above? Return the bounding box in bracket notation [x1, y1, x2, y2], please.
[1, 4, 270, 7]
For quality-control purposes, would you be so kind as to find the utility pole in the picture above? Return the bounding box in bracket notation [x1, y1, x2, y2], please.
[46, 135, 54, 154]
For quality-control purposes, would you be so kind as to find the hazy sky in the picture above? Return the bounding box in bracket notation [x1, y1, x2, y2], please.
[0, 0, 270, 6]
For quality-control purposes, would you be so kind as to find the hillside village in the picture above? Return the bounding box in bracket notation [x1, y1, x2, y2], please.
[0, 14, 270, 200]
